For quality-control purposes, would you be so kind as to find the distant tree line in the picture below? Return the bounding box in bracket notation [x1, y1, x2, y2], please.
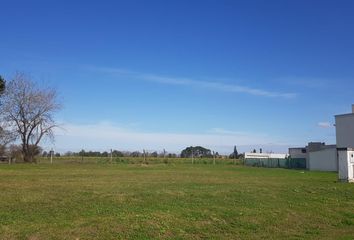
[56, 149, 179, 158]
[41, 146, 245, 159]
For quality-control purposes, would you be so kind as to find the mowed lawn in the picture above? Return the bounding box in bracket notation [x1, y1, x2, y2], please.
[0, 163, 354, 240]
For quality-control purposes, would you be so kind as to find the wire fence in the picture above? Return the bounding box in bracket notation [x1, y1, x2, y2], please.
[244, 158, 306, 169]
[2, 156, 307, 170]
[34, 156, 244, 165]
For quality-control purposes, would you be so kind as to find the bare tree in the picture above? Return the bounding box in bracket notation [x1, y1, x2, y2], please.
[0, 72, 61, 162]
[0, 75, 16, 153]
[0, 126, 16, 146]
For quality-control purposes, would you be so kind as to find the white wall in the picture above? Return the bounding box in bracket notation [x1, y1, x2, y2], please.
[244, 152, 287, 159]
[335, 114, 354, 148]
[244, 153, 269, 159]
[349, 151, 354, 182]
[338, 150, 354, 182]
[308, 148, 337, 171]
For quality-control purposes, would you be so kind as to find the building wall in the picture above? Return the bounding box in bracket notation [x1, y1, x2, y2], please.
[289, 148, 307, 159]
[335, 114, 354, 148]
[338, 150, 354, 182]
[244, 153, 287, 159]
[308, 148, 337, 171]
[307, 142, 325, 152]
[269, 153, 288, 159]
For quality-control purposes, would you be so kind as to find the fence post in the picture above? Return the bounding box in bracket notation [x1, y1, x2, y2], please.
[110, 149, 113, 164]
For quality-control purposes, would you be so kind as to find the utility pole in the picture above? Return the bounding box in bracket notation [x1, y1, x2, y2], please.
[213, 151, 216, 165]
[110, 149, 113, 164]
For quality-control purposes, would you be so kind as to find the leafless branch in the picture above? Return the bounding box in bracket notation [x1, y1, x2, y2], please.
[0, 72, 61, 162]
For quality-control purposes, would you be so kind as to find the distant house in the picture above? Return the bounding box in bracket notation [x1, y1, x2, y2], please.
[289, 142, 337, 171]
[288, 147, 307, 164]
[286, 104, 354, 179]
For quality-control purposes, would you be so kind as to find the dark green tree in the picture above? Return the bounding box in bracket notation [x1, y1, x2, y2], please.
[130, 151, 141, 157]
[229, 146, 239, 159]
[112, 150, 124, 157]
[79, 149, 86, 156]
[150, 151, 158, 158]
[233, 146, 238, 158]
[181, 146, 212, 158]
[42, 151, 48, 157]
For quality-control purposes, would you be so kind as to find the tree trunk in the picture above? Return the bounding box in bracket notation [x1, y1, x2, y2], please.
[23, 151, 31, 162]
[22, 145, 32, 163]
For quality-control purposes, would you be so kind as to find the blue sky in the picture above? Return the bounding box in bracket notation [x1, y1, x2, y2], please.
[1, 0, 354, 154]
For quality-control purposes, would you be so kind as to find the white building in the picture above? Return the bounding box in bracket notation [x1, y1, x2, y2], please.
[244, 152, 291, 168]
[244, 152, 288, 159]
[338, 150, 354, 182]
[335, 105, 354, 182]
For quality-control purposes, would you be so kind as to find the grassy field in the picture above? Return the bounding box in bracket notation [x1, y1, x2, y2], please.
[0, 163, 353, 239]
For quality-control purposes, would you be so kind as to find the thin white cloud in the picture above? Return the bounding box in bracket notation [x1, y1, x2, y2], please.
[318, 122, 332, 128]
[208, 128, 250, 135]
[49, 122, 288, 154]
[90, 67, 296, 98]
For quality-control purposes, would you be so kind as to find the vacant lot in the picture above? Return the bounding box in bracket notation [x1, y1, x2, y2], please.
[0, 163, 353, 239]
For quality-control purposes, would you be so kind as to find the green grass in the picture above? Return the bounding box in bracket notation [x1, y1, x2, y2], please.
[0, 163, 353, 239]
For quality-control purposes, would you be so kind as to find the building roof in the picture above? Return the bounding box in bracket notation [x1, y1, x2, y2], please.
[335, 113, 354, 118]
[245, 152, 288, 159]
